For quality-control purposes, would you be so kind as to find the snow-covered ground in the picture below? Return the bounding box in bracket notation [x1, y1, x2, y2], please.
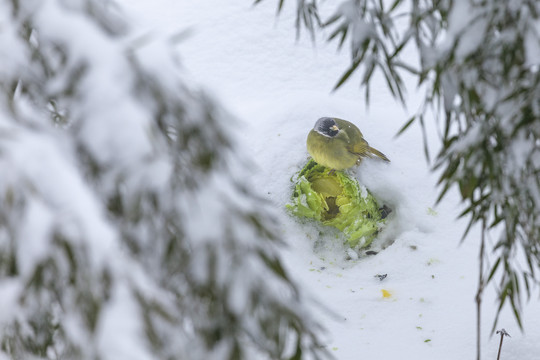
[125, 1, 540, 359]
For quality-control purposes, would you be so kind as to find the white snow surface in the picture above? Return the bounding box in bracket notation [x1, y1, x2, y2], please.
[122, 1, 540, 359]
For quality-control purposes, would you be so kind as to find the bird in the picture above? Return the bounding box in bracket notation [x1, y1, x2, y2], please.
[306, 117, 390, 170]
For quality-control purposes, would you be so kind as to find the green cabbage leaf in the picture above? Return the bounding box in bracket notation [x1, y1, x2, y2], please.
[287, 159, 388, 248]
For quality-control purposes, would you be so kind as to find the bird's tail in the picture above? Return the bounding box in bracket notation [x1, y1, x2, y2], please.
[368, 146, 390, 162]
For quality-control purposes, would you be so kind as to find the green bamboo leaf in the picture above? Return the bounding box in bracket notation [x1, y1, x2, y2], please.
[380, 63, 398, 98]
[333, 60, 362, 90]
[509, 291, 523, 331]
[323, 13, 341, 27]
[523, 273, 531, 299]
[396, 115, 417, 137]
[338, 28, 349, 49]
[278, 0, 285, 13]
[364, 80, 371, 105]
[390, 38, 410, 60]
[361, 61, 376, 85]
[436, 181, 453, 204]
[486, 258, 501, 282]
[328, 25, 347, 45]
[458, 204, 474, 219]
[389, 0, 402, 11]
[418, 115, 430, 161]
[461, 214, 477, 240]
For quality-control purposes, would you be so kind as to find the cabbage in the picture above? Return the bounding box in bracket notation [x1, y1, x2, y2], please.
[287, 159, 388, 248]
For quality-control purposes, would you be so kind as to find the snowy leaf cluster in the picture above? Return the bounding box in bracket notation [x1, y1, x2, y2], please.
[263, 0, 540, 335]
[424, 0, 540, 331]
[0, 0, 326, 359]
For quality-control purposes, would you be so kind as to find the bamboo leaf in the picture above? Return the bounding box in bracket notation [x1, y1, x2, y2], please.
[333, 60, 362, 90]
[486, 258, 501, 282]
[278, 0, 285, 13]
[418, 115, 431, 161]
[389, 0, 402, 11]
[396, 115, 416, 137]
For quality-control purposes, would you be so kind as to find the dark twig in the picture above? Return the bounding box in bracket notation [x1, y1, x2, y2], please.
[496, 329, 510, 360]
[476, 220, 486, 360]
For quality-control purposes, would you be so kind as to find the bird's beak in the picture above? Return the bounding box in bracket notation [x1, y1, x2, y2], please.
[331, 125, 339, 131]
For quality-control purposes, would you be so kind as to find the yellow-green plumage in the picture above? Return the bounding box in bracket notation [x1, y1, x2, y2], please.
[307, 117, 389, 170]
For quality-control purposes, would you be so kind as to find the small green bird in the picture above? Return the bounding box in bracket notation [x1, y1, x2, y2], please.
[306, 117, 390, 170]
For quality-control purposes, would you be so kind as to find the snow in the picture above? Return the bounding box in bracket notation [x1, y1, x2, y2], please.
[0, 124, 118, 272]
[0, 4, 27, 81]
[120, 0, 540, 359]
[97, 282, 154, 360]
[0, 279, 20, 325]
[440, 0, 488, 61]
[0, 0, 537, 358]
[526, 19, 540, 68]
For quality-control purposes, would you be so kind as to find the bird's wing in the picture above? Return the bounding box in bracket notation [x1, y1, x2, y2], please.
[350, 143, 390, 162]
[348, 138, 370, 156]
[367, 146, 390, 162]
[335, 129, 351, 144]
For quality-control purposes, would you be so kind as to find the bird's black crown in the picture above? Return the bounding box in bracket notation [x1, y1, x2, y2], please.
[314, 117, 339, 137]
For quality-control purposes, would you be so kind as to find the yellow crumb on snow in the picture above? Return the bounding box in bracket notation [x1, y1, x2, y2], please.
[381, 289, 392, 298]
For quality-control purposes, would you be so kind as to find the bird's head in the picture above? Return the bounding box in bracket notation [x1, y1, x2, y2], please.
[314, 117, 339, 137]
